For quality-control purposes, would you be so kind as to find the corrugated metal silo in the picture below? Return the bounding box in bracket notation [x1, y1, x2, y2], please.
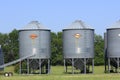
[63, 20, 94, 58]
[107, 20, 120, 58]
[105, 20, 120, 73]
[19, 21, 51, 74]
[19, 21, 51, 59]
[63, 20, 94, 74]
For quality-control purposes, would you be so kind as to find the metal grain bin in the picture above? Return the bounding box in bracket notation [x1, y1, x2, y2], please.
[19, 21, 51, 59]
[63, 20, 94, 58]
[107, 20, 120, 58]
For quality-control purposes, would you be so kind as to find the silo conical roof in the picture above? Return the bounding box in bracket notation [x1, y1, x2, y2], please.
[20, 21, 49, 30]
[64, 20, 93, 30]
[107, 20, 120, 29]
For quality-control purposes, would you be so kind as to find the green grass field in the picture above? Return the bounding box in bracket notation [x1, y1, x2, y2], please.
[1, 66, 120, 80]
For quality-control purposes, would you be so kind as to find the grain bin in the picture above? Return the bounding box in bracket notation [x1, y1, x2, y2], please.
[107, 20, 120, 58]
[105, 20, 120, 73]
[63, 20, 94, 58]
[63, 20, 94, 74]
[19, 21, 51, 59]
[19, 21, 51, 74]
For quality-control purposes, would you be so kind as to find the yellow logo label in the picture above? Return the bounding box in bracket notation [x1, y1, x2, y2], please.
[74, 33, 81, 39]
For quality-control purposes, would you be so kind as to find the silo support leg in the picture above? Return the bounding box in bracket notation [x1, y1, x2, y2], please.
[92, 59, 94, 73]
[19, 61, 22, 74]
[84, 58, 86, 74]
[48, 59, 50, 74]
[117, 58, 119, 73]
[64, 59, 66, 72]
[27, 59, 29, 74]
[66, 59, 68, 73]
[108, 58, 110, 73]
[39, 59, 41, 74]
[104, 58, 106, 72]
[72, 58, 74, 74]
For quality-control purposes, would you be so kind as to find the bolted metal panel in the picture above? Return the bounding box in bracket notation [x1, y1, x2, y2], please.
[63, 29, 94, 58]
[19, 30, 51, 59]
[107, 28, 120, 58]
[0, 46, 4, 70]
[19, 21, 51, 59]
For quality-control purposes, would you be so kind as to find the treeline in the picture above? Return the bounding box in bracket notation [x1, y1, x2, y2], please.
[0, 29, 104, 66]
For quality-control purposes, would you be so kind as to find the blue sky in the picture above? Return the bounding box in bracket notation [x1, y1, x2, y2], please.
[0, 0, 120, 35]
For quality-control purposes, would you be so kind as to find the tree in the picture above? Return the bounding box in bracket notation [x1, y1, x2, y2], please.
[0, 33, 9, 63]
[1, 29, 19, 63]
[51, 32, 57, 65]
[94, 34, 104, 65]
[51, 32, 63, 65]
[8, 29, 19, 59]
[55, 32, 63, 65]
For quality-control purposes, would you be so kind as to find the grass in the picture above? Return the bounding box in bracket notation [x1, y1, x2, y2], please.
[1, 66, 120, 80]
